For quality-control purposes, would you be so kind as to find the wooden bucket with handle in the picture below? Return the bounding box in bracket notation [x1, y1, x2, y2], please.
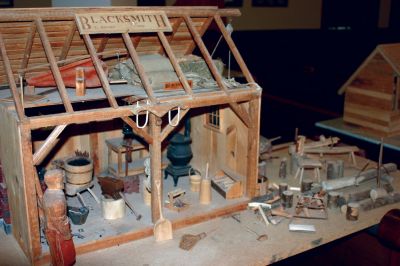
[154, 180, 173, 241]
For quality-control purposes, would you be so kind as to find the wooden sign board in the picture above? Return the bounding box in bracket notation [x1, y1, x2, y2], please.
[75, 11, 172, 34]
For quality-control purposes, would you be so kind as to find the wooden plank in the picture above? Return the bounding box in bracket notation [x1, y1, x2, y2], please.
[34, 200, 247, 266]
[246, 98, 260, 197]
[89, 130, 100, 176]
[214, 15, 256, 85]
[82, 34, 118, 108]
[345, 86, 392, 111]
[183, 15, 251, 128]
[35, 18, 74, 113]
[122, 33, 157, 103]
[160, 108, 190, 142]
[32, 124, 67, 166]
[20, 22, 36, 79]
[0, 7, 240, 22]
[150, 114, 162, 223]
[58, 21, 76, 62]
[157, 31, 193, 95]
[28, 88, 261, 129]
[0, 34, 25, 120]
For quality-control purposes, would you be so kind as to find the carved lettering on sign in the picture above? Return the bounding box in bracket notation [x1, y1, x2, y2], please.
[75, 11, 172, 34]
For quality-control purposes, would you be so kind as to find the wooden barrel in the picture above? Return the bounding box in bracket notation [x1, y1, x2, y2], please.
[64, 156, 93, 185]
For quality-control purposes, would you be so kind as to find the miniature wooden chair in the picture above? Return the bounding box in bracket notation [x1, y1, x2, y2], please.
[294, 158, 322, 184]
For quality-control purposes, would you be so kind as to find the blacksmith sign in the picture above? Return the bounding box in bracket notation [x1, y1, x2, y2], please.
[75, 11, 172, 34]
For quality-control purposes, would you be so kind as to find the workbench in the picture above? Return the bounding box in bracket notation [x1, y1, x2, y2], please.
[75, 147, 400, 266]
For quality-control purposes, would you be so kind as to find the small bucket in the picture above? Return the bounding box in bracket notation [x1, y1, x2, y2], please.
[67, 206, 89, 225]
[189, 168, 202, 192]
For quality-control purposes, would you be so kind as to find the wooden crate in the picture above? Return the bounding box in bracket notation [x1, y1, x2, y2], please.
[211, 168, 243, 199]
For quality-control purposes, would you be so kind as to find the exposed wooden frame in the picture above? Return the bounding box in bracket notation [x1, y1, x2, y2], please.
[185, 16, 213, 55]
[35, 18, 74, 113]
[0, 34, 25, 121]
[82, 34, 118, 108]
[28, 89, 260, 130]
[183, 15, 251, 128]
[0, 7, 241, 22]
[150, 114, 162, 222]
[20, 22, 36, 79]
[97, 35, 109, 55]
[246, 98, 261, 197]
[213, 15, 256, 85]
[58, 21, 76, 62]
[122, 33, 157, 103]
[121, 117, 153, 144]
[159, 17, 182, 55]
[32, 125, 67, 166]
[157, 31, 193, 96]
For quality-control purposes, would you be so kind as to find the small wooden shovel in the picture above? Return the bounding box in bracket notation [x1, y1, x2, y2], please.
[154, 180, 173, 241]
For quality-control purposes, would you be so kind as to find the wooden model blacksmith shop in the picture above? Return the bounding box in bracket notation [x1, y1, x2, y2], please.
[0, 1, 400, 266]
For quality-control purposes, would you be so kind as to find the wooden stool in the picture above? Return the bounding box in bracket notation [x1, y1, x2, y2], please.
[294, 158, 322, 184]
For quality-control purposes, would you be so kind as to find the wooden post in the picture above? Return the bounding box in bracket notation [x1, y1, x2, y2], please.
[157, 31, 193, 96]
[36, 18, 74, 113]
[0, 34, 25, 121]
[246, 98, 261, 197]
[183, 15, 251, 128]
[83, 34, 118, 108]
[150, 114, 162, 223]
[20, 124, 42, 264]
[90, 130, 100, 176]
[122, 33, 157, 103]
[32, 125, 67, 166]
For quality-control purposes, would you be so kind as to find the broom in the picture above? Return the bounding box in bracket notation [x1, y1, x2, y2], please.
[179, 232, 207, 251]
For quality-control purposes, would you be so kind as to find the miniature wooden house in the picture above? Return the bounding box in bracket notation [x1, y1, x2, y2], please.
[0, 7, 261, 265]
[338, 43, 400, 137]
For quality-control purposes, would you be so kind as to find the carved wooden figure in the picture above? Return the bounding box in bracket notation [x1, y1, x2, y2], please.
[43, 169, 76, 266]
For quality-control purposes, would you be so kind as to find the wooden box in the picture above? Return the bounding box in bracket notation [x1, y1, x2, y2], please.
[211, 168, 243, 199]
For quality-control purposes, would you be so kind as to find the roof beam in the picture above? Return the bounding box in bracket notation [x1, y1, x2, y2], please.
[0, 34, 25, 121]
[20, 22, 36, 79]
[122, 33, 157, 103]
[214, 15, 255, 85]
[83, 34, 118, 108]
[183, 15, 251, 128]
[35, 18, 74, 113]
[185, 16, 213, 55]
[58, 21, 76, 63]
[157, 31, 193, 96]
[159, 17, 182, 55]
[28, 88, 260, 130]
[32, 125, 66, 165]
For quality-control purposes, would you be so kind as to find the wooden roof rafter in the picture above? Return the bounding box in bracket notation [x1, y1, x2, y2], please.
[35, 17, 74, 113]
[20, 22, 36, 79]
[58, 21, 76, 63]
[183, 15, 251, 127]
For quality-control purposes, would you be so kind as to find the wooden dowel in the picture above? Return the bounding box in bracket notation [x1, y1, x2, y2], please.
[183, 15, 251, 127]
[213, 15, 255, 85]
[157, 31, 193, 96]
[20, 22, 36, 79]
[161, 108, 190, 141]
[58, 21, 76, 62]
[35, 18, 74, 113]
[0, 34, 25, 121]
[83, 34, 119, 108]
[32, 125, 67, 165]
[122, 33, 157, 103]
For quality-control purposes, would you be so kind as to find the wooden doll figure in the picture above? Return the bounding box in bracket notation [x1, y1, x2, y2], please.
[43, 169, 76, 266]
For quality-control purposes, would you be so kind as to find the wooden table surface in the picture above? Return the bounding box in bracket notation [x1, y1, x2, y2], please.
[75, 148, 400, 266]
